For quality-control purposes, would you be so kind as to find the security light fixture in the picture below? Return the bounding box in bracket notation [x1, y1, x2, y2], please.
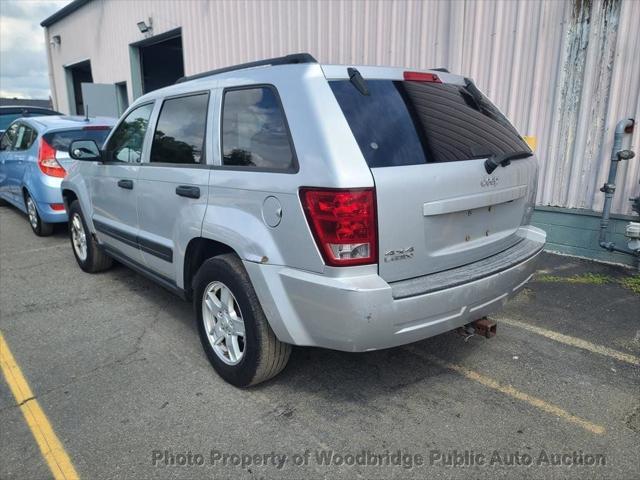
[137, 18, 152, 34]
[50, 35, 61, 46]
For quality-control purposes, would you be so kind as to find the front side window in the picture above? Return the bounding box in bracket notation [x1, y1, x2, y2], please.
[105, 103, 154, 163]
[150, 93, 209, 165]
[221, 86, 294, 170]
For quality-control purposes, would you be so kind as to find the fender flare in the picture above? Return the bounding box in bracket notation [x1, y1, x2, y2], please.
[61, 179, 94, 231]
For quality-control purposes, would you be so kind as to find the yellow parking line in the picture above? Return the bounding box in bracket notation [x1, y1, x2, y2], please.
[0, 332, 79, 480]
[407, 348, 606, 435]
[499, 317, 640, 366]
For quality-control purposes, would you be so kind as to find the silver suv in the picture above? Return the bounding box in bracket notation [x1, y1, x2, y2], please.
[62, 54, 545, 387]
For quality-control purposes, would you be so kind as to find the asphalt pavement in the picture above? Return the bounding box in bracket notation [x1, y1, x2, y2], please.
[1, 203, 638, 479]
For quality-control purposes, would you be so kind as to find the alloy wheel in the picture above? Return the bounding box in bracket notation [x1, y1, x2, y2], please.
[202, 281, 246, 365]
[26, 196, 38, 230]
[70, 213, 87, 261]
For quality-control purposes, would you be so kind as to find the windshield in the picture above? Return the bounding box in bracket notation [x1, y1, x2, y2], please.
[1, 109, 59, 132]
[0, 114, 21, 131]
[330, 80, 529, 168]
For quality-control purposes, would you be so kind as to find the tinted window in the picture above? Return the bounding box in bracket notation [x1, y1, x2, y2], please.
[105, 103, 154, 163]
[221, 87, 294, 170]
[330, 81, 428, 168]
[330, 80, 529, 167]
[43, 128, 111, 153]
[150, 93, 208, 164]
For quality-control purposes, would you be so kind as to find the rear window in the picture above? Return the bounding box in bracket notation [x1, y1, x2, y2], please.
[330, 80, 529, 167]
[43, 128, 111, 152]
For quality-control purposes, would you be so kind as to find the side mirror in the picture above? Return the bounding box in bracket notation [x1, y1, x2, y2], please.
[69, 140, 102, 161]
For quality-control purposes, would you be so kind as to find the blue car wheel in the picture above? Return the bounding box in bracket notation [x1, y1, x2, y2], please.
[25, 191, 54, 237]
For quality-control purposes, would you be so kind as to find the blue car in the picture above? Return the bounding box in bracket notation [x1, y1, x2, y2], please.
[0, 115, 115, 236]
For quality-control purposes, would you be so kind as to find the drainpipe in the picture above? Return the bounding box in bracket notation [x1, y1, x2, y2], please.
[598, 118, 637, 257]
[44, 27, 59, 111]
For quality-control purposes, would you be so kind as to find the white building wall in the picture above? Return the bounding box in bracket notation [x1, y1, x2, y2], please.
[44, 0, 640, 215]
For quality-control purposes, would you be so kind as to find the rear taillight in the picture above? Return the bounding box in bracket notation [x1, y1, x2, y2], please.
[38, 138, 66, 178]
[300, 188, 377, 266]
[403, 71, 442, 83]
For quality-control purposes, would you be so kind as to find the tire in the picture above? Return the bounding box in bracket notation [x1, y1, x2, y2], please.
[194, 253, 291, 387]
[68, 200, 113, 273]
[24, 191, 54, 236]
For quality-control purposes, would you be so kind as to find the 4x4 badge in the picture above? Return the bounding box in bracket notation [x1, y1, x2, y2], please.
[481, 177, 499, 187]
[384, 247, 415, 262]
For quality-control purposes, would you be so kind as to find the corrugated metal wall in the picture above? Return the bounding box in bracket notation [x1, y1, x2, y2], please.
[45, 0, 640, 214]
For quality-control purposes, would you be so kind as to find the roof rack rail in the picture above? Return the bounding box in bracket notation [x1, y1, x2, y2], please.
[176, 53, 317, 84]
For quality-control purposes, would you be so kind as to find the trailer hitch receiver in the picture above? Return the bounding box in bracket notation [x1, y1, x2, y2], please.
[472, 317, 497, 338]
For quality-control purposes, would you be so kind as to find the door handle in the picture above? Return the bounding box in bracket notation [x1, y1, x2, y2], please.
[117, 179, 134, 189]
[175, 185, 200, 199]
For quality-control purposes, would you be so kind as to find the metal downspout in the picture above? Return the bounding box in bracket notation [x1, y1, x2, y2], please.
[598, 118, 637, 256]
[44, 27, 59, 111]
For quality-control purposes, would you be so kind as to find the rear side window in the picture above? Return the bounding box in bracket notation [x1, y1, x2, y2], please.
[150, 93, 209, 165]
[330, 80, 529, 167]
[221, 86, 295, 171]
[14, 124, 37, 151]
[43, 128, 111, 153]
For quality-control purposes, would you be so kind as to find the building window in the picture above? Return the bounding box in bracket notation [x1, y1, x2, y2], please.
[116, 82, 129, 114]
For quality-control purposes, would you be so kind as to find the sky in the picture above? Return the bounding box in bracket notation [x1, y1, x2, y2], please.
[0, 0, 72, 99]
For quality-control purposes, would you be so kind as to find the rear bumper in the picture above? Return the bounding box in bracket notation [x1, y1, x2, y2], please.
[29, 176, 67, 223]
[245, 226, 546, 352]
[36, 202, 68, 223]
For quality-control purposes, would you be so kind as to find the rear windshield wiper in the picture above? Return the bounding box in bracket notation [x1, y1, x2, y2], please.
[484, 151, 532, 174]
[347, 67, 369, 96]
